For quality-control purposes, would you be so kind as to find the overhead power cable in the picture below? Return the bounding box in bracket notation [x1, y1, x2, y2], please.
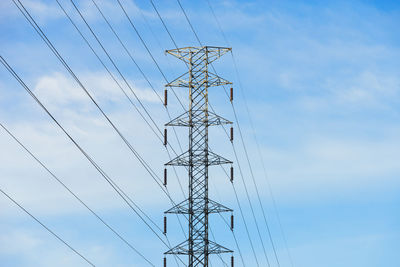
[231, 59, 279, 267]
[111, 0, 188, 159]
[9, 1, 221, 266]
[205, 0, 230, 46]
[134, 0, 166, 57]
[176, 0, 202, 45]
[149, 0, 179, 50]
[54, 0, 163, 144]
[0, 54, 172, 256]
[55, 4, 223, 263]
[85, 0, 186, 191]
[115, 0, 186, 112]
[54, 0, 184, 201]
[10, 1, 186, 264]
[174, 0, 274, 265]
[148, 1, 249, 265]
[0, 122, 155, 266]
[206, 1, 294, 266]
[58, 0, 187, 247]
[0, 188, 95, 266]
[230, 130, 267, 267]
[110, 2, 233, 265]
[11, 0, 177, 230]
[80, 4, 228, 263]
[68, 0, 163, 140]
[175, 2, 296, 266]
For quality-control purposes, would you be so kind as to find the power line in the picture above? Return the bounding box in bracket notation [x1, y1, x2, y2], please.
[10, 1, 188, 264]
[11, 0, 177, 231]
[9, 2, 239, 267]
[86, 0, 186, 185]
[206, 1, 294, 266]
[0, 122, 155, 266]
[26, 0, 166, 200]
[67, 0, 163, 140]
[149, 0, 180, 51]
[174, 1, 275, 265]
[84, 0, 189, 206]
[60, 0, 188, 248]
[209, 227, 230, 267]
[55, 0, 185, 202]
[115, 0, 186, 112]
[2, 51, 185, 267]
[108, 1, 257, 265]
[134, 0, 166, 57]
[230, 133, 266, 267]
[216, 114, 260, 267]
[216, 169, 247, 267]
[111, 0, 190, 160]
[231, 57, 281, 267]
[0, 54, 172, 254]
[230, 102, 270, 267]
[0, 188, 95, 266]
[55, 4, 225, 266]
[109, 2, 235, 264]
[176, 0, 202, 46]
[148, 1, 251, 265]
[205, 0, 230, 46]
[209, 178, 244, 267]
[163, 46, 234, 266]
[63, 3, 185, 230]
[55, 0, 163, 143]
[8, 1, 257, 266]
[86, 4, 231, 266]
[89, 0, 162, 105]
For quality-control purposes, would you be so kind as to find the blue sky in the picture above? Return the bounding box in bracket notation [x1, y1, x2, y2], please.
[0, 0, 399, 266]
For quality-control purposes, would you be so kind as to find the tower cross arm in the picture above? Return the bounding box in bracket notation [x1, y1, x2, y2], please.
[165, 46, 232, 64]
[165, 71, 231, 88]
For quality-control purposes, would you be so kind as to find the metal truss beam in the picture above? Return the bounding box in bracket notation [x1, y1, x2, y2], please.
[164, 46, 233, 267]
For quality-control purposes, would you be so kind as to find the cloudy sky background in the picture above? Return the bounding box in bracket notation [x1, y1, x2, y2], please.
[0, 0, 399, 266]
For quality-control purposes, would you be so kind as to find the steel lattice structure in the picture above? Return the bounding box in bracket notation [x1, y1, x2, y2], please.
[164, 46, 233, 266]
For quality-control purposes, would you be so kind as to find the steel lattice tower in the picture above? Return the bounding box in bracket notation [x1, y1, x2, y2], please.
[163, 46, 234, 266]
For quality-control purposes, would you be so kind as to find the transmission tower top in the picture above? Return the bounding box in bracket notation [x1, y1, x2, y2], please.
[165, 46, 231, 64]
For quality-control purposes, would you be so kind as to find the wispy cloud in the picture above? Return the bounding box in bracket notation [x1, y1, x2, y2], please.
[1, 0, 399, 266]
[33, 71, 160, 109]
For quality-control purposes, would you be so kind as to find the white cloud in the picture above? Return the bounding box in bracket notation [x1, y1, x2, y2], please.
[0, 0, 64, 23]
[68, 0, 158, 25]
[0, 0, 154, 27]
[34, 72, 88, 106]
[1, 1, 400, 265]
[0, 230, 43, 254]
[334, 71, 400, 106]
[260, 133, 400, 203]
[33, 72, 160, 110]
[0, 117, 167, 215]
[23, 0, 63, 20]
[0, 227, 133, 267]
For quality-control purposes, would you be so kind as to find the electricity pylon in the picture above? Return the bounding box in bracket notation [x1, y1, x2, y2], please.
[163, 46, 234, 266]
